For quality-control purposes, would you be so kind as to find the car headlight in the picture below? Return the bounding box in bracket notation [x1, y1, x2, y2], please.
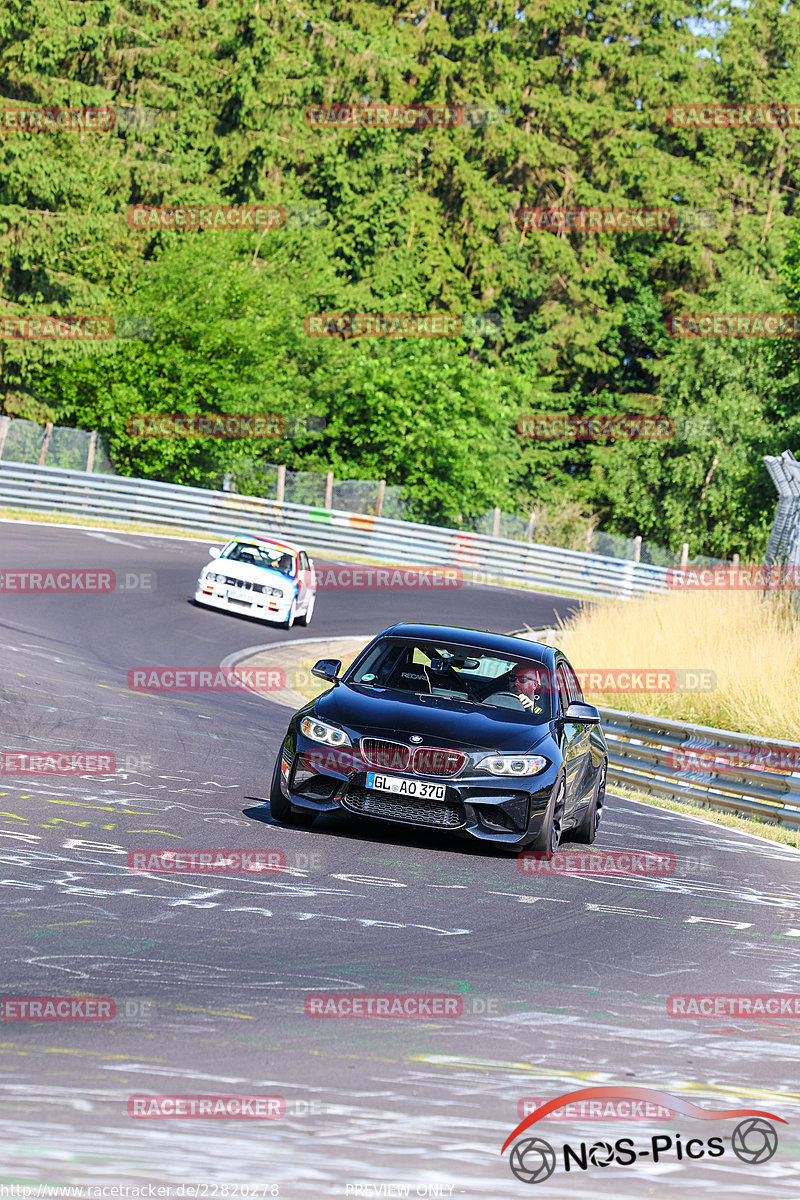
[478, 754, 548, 777]
[204, 572, 221, 583]
[300, 716, 351, 747]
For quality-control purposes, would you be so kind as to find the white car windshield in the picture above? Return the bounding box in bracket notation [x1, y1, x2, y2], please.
[220, 542, 296, 576]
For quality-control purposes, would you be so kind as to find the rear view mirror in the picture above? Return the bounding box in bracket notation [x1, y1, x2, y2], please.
[208, 546, 222, 558]
[564, 701, 601, 724]
[311, 658, 341, 684]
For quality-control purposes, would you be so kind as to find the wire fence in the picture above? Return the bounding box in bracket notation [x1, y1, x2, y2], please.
[0, 417, 114, 474]
[227, 461, 408, 519]
[0, 414, 752, 570]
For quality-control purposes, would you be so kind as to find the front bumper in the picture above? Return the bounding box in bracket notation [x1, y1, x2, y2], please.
[194, 580, 294, 623]
[280, 738, 557, 846]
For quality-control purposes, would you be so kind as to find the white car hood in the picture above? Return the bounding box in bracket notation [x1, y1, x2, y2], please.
[204, 561, 295, 591]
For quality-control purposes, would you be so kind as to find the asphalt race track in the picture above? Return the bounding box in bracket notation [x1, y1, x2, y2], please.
[0, 521, 798, 1197]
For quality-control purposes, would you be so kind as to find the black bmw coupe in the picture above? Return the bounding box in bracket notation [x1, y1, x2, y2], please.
[268, 622, 608, 852]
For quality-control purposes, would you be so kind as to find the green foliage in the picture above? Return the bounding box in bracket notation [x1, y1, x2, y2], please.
[1, 0, 799, 550]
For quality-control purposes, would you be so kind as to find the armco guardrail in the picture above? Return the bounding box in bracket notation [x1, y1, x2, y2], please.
[600, 706, 800, 828]
[0, 461, 669, 599]
[514, 631, 800, 827]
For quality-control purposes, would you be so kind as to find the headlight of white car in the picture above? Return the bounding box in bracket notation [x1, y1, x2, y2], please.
[478, 754, 548, 776]
[300, 716, 351, 747]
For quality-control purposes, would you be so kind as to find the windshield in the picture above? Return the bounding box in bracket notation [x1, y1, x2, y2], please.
[220, 541, 296, 576]
[346, 637, 552, 720]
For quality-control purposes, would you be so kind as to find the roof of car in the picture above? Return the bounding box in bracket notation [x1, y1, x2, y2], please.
[228, 534, 303, 556]
[378, 622, 556, 665]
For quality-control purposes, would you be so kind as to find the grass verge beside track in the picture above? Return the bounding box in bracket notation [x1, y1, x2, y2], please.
[562, 587, 800, 740]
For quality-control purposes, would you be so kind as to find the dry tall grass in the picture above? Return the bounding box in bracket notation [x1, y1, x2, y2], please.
[560, 588, 800, 740]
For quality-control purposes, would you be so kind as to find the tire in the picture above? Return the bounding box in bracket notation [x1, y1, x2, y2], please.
[269, 753, 317, 826]
[283, 597, 297, 629]
[572, 760, 606, 845]
[297, 592, 315, 627]
[529, 776, 565, 855]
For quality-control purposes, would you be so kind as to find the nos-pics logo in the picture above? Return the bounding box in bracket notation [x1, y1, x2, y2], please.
[501, 1087, 785, 1184]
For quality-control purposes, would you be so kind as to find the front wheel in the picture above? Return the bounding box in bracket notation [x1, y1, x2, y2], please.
[529, 777, 564, 855]
[283, 597, 297, 629]
[572, 761, 606, 844]
[269, 754, 317, 826]
[297, 592, 315, 627]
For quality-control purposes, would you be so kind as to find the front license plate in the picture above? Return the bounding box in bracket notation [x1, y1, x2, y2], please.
[366, 773, 446, 801]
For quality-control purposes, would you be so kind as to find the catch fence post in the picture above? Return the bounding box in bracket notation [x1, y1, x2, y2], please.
[38, 422, 53, 466]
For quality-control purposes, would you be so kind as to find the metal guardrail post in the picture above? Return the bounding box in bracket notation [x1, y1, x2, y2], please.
[600, 705, 800, 828]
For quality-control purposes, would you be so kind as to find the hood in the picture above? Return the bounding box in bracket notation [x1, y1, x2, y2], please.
[203, 560, 295, 590]
[315, 683, 556, 754]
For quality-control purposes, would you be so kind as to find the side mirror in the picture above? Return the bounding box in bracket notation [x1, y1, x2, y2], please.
[208, 546, 222, 558]
[563, 701, 601, 725]
[311, 658, 341, 684]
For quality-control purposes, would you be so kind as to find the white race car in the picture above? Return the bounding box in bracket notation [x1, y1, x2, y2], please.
[193, 535, 316, 628]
